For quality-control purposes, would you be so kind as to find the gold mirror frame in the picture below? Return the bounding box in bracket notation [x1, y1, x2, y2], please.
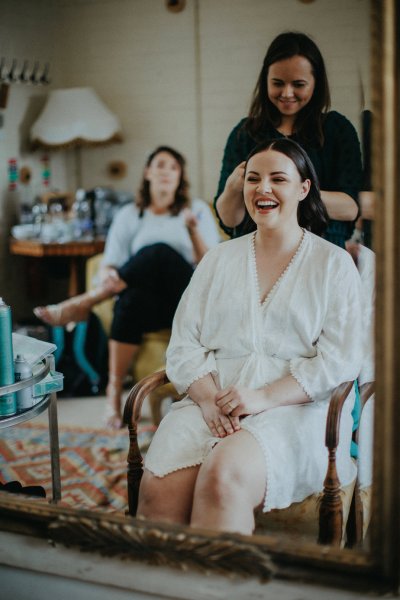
[0, 0, 398, 593]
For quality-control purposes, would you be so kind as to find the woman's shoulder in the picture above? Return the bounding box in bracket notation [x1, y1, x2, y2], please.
[191, 197, 212, 212]
[225, 118, 252, 144]
[306, 231, 357, 271]
[229, 117, 248, 134]
[113, 202, 140, 220]
[323, 110, 358, 134]
[108, 202, 140, 233]
[198, 233, 250, 262]
[227, 117, 277, 141]
[208, 233, 250, 259]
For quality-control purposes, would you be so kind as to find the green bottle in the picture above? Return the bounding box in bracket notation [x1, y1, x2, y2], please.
[0, 298, 16, 416]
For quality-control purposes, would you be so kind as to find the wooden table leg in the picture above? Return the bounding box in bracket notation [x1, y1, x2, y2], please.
[69, 257, 79, 297]
[48, 391, 62, 503]
[26, 257, 47, 299]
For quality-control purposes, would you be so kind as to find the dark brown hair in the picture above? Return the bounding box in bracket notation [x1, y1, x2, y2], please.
[246, 32, 331, 146]
[242, 138, 329, 235]
[136, 146, 190, 216]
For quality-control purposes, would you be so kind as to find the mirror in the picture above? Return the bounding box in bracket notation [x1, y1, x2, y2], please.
[1, 0, 398, 591]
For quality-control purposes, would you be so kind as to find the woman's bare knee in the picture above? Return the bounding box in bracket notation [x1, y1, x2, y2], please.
[137, 471, 165, 518]
[137, 467, 199, 525]
[195, 456, 248, 509]
[193, 433, 266, 512]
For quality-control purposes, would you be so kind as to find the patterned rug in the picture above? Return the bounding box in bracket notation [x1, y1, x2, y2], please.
[0, 422, 156, 513]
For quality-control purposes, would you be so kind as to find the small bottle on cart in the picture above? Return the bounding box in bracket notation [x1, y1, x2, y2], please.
[14, 354, 33, 411]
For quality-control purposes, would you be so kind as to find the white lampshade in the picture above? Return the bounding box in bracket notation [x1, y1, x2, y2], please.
[30, 87, 123, 149]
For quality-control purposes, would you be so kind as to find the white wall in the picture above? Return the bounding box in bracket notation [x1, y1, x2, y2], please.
[0, 0, 370, 318]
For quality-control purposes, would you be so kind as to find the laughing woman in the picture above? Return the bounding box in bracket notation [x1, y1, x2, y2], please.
[137, 139, 363, 535]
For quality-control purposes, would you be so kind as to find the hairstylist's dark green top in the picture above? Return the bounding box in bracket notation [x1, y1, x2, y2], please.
[214, 111, 362, 248]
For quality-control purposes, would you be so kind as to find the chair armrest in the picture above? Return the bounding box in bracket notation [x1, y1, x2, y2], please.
[359, 381, 375, 410]
[325, 381, 355, 450]
[123, 369, 169, 516]
[123, 369, 169, 426]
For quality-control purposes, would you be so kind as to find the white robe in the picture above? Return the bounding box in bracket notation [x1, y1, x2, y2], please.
[145, 231, 364, 511]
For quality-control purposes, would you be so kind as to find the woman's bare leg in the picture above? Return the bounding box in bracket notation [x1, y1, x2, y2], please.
[138, 466, 200, 525]
[33, 278, 126, 327]
[190, 430, 266, 535]
[105, 339, 139, 429]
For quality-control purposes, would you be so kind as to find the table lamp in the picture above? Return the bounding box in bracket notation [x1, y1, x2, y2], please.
[30, 87, 123, 188]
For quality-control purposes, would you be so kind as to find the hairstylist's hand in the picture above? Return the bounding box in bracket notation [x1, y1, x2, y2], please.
[225, 161, 246, 196]
[99, 267, 127, 294]
[199, 398, 241, 438]
[215, 385, 267, 417]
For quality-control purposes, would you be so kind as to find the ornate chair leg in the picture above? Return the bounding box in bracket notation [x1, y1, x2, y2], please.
[123, 370, 170, 516]
[318, 448, 343, 546]
[126, 422, 143, 516]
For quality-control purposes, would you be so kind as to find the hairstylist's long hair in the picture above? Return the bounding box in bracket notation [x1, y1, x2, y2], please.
[242, 138, 329, 236]
[246, 32, 331, 146]
[136, 146, 191, 216]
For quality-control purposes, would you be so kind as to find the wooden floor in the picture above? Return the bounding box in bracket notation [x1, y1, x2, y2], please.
[33, 390, 153, 429]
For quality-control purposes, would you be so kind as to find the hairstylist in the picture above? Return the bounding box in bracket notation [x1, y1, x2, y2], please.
[215, 31, 362, 248]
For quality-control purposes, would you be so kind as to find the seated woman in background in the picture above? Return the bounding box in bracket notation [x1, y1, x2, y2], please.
[34, 146, 220, 428]
[137, 139, 363, 535]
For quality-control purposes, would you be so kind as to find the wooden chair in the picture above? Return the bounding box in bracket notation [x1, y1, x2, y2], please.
[123, 370, 358, 546]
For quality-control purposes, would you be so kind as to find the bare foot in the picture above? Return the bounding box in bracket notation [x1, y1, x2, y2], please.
[103, 376, 124, 430]
[103, 405, 123, 429]
[33, 283, 115, 327]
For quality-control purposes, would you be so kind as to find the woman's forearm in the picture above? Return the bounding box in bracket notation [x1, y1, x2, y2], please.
[262, 375, 311, 410]
[216, 375, 311, 417]
[188, 226, 209, 264]
[188, 373, 219, 406]
[359, 191, 375, 220]
[320, 191, 359, 221]
[215, 189, 246, 228]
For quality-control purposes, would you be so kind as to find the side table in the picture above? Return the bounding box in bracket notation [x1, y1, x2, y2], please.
[9, 237, 105, 297]
[0, 357, 61, 502]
